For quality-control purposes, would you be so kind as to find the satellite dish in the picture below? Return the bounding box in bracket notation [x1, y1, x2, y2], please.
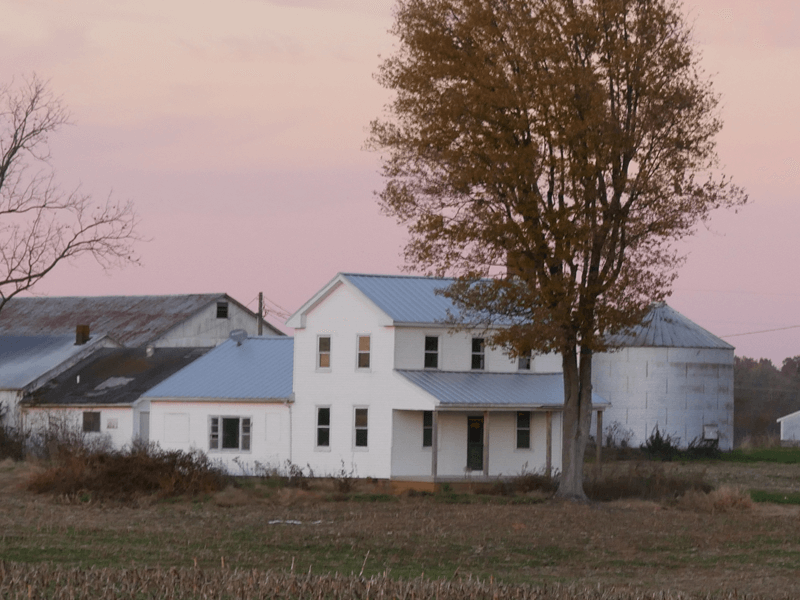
[229, 329, 248, 345]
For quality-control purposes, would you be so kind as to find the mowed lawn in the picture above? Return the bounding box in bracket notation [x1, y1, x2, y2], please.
[1, 459, 800, 597]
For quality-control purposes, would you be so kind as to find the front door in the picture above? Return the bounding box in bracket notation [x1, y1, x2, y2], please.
[467, 416, 484, 471]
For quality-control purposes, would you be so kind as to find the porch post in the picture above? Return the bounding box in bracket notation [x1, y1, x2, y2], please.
[431, 410, 438, 480]
[545, 411, 552, 478]
[482, 411, 490, 477]
[595, 409, 603, 477]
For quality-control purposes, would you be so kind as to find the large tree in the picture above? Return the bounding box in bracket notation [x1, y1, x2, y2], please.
[0, 75, 139, 311]
[369, 0, 745, 498]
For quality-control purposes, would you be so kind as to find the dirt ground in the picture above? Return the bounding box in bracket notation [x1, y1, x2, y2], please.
[1, 458, 800, 598]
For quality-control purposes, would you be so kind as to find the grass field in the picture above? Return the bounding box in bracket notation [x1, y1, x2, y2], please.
[1, 458, 800, 598]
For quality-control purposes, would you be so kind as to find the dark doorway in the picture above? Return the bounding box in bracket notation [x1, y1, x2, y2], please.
[467, 416, 484, 471]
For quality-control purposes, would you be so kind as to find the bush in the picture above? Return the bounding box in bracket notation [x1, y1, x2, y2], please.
[641, 426, 680, 461]
[27, 441, 229, 501]
[585, 462, 712, 501]
[0, 424, 26, 461]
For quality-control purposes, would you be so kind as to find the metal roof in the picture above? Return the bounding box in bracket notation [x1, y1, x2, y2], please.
[0, 335, 110, 390]
[0, 294, 272, 347]
[23, 346, 210, 407]
[604, 303, 733, 350]
[143, 337, 293, 400]
[343, 274, 460, 324]
[397, 370, 608, 408]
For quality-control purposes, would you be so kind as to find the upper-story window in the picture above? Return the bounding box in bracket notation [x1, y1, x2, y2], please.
[318, 336, 331, 369]
[471, 338, 485, 370]
[216, 301, 229, 319]
[424, 336, 439, 369]
[518, 351, 532, 371]
[357, 335, 370, 369]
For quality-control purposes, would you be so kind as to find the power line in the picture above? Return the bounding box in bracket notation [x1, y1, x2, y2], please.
[721, 324, 800, 338]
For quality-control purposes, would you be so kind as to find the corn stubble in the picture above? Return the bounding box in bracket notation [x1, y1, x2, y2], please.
[0, 561, 782, 600]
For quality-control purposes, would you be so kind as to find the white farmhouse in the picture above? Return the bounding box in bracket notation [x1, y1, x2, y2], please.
[592, 302, 735, 450]
[286, 273, 608, 486]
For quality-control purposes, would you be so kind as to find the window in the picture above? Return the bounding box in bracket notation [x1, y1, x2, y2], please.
[354, 408, 368, 448]
[209, 417, 251, 451]
[471, 338, 485, 370]
[422, 411, 433, 447]
[424, 336, 439, 369]
[83, 411, 100, 433]
[518, 351, 532, 370]
[357, 335, 370, 369]
[216, 301, 229, 319]
[516, 411, 531, 449]
[317, 407, 330, 447]
[318, 336, 331, 369]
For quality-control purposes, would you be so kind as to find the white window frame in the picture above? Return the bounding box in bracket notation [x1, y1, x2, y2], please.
[471, 337, 485, 370]
[317, 335, 331, 371]
[316, 406, 331, 451]
[424, 335, 439, 369]
[353, 406, 369, 450]
[356, 335, 371, 370]
[208, 416, 252, 452]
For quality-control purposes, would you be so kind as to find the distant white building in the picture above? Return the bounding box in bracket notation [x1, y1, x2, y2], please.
[777, 411, 800, 444]
[592, 303, 735, 450]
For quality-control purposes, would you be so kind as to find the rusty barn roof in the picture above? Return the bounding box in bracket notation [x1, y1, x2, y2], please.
[0, 294, 244, 347]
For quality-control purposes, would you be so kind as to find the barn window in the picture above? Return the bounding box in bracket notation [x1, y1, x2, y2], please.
[357, 335, 371, 369]
[209, 416, 251, 451]
[354, 408, 368, 448]
[516, 411, 531, 449]
[216, 301, 229, 319]
[424, 336, 439, 369]
[471, 338, 485, 370]
[317, 407, 331, 448]
[318, 336, 331, 369]
[422, 411, 433, 447]
[82, 411, 101, 433]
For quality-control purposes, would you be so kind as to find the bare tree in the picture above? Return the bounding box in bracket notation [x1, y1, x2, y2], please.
[0, 75, 139, 312]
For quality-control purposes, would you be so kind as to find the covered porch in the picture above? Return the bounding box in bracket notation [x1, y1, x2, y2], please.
[390, 370, 608, 488]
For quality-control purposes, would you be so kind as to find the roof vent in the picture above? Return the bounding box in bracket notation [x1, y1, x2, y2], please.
[229, 329, 248, 346]
[76, 325, 90, 345]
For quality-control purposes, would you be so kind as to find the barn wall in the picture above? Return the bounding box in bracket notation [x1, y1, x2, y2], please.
[153, 301, 267, 348]
[592, 346, 734, 450]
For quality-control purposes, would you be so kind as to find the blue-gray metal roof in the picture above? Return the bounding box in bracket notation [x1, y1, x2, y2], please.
[343, 274, 460, 324]
[397, 370, 608, 408]
[0, 335, 103, 390]
[143, 337, 293, 400]
[604, 303, 733, 350]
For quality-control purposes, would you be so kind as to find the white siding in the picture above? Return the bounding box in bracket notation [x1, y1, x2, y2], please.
[593, 346, 734, 450]
[149, 401, 291, 474]
[779, 412, 800, 442]
[23, 406, 134, 450]
[153, 302, 268, 348]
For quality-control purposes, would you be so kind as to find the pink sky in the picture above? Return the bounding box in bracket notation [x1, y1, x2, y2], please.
[1, 0, 798, 363]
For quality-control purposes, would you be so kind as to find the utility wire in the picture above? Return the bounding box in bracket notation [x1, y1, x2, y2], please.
[720, 324, 800, 339]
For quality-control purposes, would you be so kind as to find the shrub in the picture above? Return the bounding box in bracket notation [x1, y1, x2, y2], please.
[641, 426, 680, 461]
[27, 441, 228, 501]
[332, 460, 357, 494]
[585, 462, 712, 501]
[0, 424, 26, 461]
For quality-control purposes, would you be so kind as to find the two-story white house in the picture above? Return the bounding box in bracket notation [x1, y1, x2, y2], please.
[286, 273, 608, 485]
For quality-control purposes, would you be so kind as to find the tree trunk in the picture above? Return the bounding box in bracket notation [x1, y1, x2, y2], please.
[556, 346, 594, 500]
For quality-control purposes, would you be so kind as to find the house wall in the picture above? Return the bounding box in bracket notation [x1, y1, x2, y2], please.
[153, 301, 271, 348]
[0, 391, 21, 428]
[23, 406, 134, 450]
[394, 329, 562, 373]
[149, 400, 291, 474]
[291, 283, 438, 479]
[592, 346, 734, 450]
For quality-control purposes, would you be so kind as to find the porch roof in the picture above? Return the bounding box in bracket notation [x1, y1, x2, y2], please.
[396, 370, 609, 409]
